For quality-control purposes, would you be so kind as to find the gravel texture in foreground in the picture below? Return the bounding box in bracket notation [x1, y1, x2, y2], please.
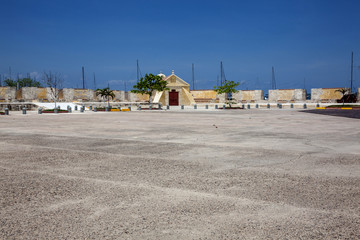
[0, 110, 359, 239]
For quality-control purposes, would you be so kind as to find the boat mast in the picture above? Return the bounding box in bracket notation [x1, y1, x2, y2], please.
[220, 61, 223, 86]
[350, 51, 353, 93]
[272, 66, 276, 89]
[137, 59, 139, 82]
[82, 66, 85, 89]
[93, 73, 96, 90]
[192, 63, 195, 90]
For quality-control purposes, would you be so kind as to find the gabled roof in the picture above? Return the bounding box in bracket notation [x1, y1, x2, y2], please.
[164, 70, 190, 87]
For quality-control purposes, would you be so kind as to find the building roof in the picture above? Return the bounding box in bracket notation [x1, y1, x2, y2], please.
[164, 70, 190, 87]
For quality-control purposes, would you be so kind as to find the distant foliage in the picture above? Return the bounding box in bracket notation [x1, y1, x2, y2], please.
[131, 73, 169, 104]
[4, 78, 42, 88]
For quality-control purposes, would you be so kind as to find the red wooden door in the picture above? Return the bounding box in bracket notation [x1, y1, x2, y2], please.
[169, 90, 179, 106]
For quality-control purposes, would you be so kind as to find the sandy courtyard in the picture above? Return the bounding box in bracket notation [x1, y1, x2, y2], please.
[0, 110, 359, 239]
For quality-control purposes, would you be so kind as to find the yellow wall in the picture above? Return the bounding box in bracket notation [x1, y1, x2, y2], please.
[74, 89, 93, 99]
[37, 88, 48, 99]
[278, 90, 295, 101]
[0, 87, 7, 99]
[320, 88, 343, 100]
[242, 91, 256, 101]
[190, 90, 217, 99]
[136, 93, 150, 101]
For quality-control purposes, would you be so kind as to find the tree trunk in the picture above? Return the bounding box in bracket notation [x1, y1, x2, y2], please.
[149, 92, 152, 105]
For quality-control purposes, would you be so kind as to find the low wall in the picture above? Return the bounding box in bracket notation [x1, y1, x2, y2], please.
[0, 87, 16, 102]
[190, 90, 217, 99]
[311, 88, 343, 103]
[190, 90, 218, 103]
[19, 87, 50, 101]
[269, 89, 306, 102]
[60, 88, 95, 102]
[233, 90, 264, 103]
[113, 90, 125, 101]
[127, 92, 150, 102]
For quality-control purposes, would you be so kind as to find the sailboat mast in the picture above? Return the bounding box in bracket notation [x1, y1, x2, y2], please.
[137, 59, 139, 82]
[272, 67, 276, 89]
[350, 51, 353, 93]
[192, 63, 195, 90]
[220, 61, 223, 86]
[93, 73, 96, 90]
[82, 66, 85, 89]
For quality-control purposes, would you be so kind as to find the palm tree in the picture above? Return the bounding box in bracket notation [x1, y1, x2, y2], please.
[96, 88, 115, 108]
[335, 88, 349, 106]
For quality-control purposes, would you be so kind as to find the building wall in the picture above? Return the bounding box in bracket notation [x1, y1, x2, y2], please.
[269, 89, 306, 102]
[0, 87, 16, 101]
[311, 88, 343, 102]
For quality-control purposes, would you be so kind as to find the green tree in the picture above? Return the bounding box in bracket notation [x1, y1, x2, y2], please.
[335, 88, 350, 105]
[96, 87, 115, 108]
[214, 80, 239, 108]
[131, 73, 169, 104]
[4, 78, 42, 88]
[18, 78, 42, 88]
[4, 79, 17, 87]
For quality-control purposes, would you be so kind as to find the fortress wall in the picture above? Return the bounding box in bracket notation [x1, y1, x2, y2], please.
[311, 88, 343, 103]
[20, 87, 49, 101]
[73, 89, 95, 101]
[269, 89, 306, 102]
[113, 90, 125, 101]
[190, 90, 217, 99]
[127, 92, 150, 102]
[0, 87, 16, 101]
[235, 90, 264, 102]
[60, 88, 74, 101]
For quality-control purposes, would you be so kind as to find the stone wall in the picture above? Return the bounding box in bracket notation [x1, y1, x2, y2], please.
[233, 90, 264, 103]
[269, 89, 306, 102]
[190, 90, 218, 103]
[113, 90, 125, 101]
[60, 88, 74, 102]
[74, 89, 95, 101]
[190, 90, 217, 99]
[60, 88, 95, 102]
[19, 87, 50, 101]
[127, 92, 150, 102]
[311, 88, 343, 103]
[0, 87, 16, 101]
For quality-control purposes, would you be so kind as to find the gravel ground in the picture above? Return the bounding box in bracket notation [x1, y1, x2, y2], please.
[0, 110, 359, 239]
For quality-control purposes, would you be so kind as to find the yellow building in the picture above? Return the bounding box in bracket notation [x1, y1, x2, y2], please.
[154, 71, 195, 106]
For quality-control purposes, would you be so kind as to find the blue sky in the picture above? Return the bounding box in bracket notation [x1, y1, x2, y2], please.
[1, 0, 359, 92]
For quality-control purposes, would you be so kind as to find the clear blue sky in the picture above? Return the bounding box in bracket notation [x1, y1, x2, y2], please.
[1, 0, 359, 92]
